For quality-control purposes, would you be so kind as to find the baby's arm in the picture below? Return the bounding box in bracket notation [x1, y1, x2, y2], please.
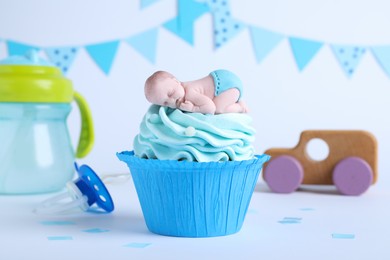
[180, 89, 216, 114]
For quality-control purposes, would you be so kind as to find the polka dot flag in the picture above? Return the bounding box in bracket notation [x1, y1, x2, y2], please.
[331, 45, 366, 77]
[206, 0, 246, 49]
[45, 47, 79, 74]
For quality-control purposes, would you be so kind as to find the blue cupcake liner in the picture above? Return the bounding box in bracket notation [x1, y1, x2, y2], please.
[117, 151, 270, 237]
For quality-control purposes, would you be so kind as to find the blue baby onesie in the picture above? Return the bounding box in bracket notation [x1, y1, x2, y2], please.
[210, 69, 243, 100]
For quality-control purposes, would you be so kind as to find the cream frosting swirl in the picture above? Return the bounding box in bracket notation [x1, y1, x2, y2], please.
[133, 105, 255, 162]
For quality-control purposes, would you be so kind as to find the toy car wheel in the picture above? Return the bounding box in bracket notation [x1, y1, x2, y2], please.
[263, 155, 304, 193]
[332, 156, 373, 196]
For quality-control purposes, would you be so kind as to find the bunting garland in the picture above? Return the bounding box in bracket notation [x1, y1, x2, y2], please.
[85, 41, 120, 75]
[45, 47, 79, 74]
[1, 0, 390, 79]
[289, 37, 323, 71]
[371, 46, 390, 77]
[206, 0, 246, 49]
[249, 27, 284, 63]
[6, 41, 40, 56]
[126, 28, 159, 63]
[163, 0, 209, 45]
[331, 45, 366, 77]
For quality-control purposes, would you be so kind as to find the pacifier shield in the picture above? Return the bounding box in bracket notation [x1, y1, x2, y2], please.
[74, 163, 114, 213]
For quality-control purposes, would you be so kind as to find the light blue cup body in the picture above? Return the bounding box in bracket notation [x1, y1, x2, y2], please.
[0, 103, 74, 194]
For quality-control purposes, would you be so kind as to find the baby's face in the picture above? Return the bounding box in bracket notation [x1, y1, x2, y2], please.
[151, 77, 185, 108]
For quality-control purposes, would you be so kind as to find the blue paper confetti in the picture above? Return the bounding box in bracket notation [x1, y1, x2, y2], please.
[278, 217, 302, 224]
[123, 242, 151, 248]
[47, 236, 73, 241]
[371, 45, 390, 78]
[40, 221, 76, 226]
[278, 220, 301, 224]
[45, 47, 79, 74]
[250, 26, 284, 63]
[332, 233, 355, 239]
[283, 217, 302, 221]
[299, 208, 315, 211]
[163, 0, 209, 45]
[331, 45, 366, 77]
[82, 228, 110, 233]
[126, 28, 159, 63]
[207, 0, 246, 49]
[85, 40, 120, 75]
[289, 37, 323, 71]
[6, 40, 40, 56]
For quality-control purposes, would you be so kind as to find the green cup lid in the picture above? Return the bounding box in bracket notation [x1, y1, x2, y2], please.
[0, 51, 73, 103]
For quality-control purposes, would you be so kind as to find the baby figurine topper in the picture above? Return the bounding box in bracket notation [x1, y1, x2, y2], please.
[144, 69, 248, 114]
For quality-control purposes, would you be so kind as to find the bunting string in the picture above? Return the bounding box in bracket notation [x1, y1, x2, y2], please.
[1, 0, 390, 79]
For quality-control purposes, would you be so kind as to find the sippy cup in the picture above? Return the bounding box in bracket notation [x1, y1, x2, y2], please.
[0, 51, 94, 194]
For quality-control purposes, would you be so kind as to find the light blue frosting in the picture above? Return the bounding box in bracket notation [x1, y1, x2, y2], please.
[133, 105, 256, 162]
[0, 50, 54, 66]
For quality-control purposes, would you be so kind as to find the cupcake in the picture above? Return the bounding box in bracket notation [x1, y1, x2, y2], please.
[117, 70, 270, 237]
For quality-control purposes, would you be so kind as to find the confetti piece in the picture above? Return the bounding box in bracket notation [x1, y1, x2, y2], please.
[332, 233, 355, 239]
[299, 208, 315, 211]
[123, 243, 151, 248]
[283, 217, 302, 220]
[283, 217, 302, 221]
[82, 228, 110, 233]
[47, 236, 73, 241]
[40, 221, 76, 226]
[278, 217, 302, 224]
[278, 220, 301, 224]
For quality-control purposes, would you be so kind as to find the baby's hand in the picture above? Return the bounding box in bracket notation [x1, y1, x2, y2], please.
[179, 101, 194, 112]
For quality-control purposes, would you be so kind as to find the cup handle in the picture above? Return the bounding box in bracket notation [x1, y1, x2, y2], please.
[73, 91, 94, 158]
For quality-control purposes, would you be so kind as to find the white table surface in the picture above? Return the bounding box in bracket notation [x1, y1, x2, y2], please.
[1, 176, 389, 260]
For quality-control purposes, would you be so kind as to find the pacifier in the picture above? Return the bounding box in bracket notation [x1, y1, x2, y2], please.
[34, 163, 114, 214]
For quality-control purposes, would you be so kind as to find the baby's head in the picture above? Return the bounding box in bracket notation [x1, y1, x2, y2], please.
[145, 71, 185, 108]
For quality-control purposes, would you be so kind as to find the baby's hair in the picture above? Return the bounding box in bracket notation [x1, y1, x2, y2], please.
[145, 71, 175, 102]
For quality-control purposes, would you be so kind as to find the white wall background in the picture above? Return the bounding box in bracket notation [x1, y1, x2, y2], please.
[1, 0, 389, 189]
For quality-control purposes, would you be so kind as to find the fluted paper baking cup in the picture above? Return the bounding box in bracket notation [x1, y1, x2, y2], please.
[117, 151, 270, 237]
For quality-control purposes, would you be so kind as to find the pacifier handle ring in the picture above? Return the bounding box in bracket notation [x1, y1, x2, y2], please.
[40, 192, 69, 208]
[33, 182, 89, 215]
[33, 194, 88, 215]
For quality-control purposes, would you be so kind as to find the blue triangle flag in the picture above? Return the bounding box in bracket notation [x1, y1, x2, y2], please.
[45, 47, 79, 74]
[85, 41, 120, 75]
[250, 26, 284, 63]
[164, 17, 197, 45]
[206, 0, 246, 49]
[6, 40, 40, 56]
[331, 45, 366, 77]
[163, 0, 209, 45]
[140, 0, 160, 9]
[371, 46, 390, 78]
[289, 37, 323, 71]
[212, 13, 246, 49]
[127, 28, 159, 63]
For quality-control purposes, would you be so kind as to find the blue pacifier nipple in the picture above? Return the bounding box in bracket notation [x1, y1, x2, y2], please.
[34, 163, 114, 214]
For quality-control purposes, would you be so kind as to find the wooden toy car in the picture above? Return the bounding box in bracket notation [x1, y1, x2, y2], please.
[263, 130, 377, 195]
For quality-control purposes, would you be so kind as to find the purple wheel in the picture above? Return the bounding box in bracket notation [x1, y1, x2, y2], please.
[333, 157, 373, 196]
[263, 155, 304, 193]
